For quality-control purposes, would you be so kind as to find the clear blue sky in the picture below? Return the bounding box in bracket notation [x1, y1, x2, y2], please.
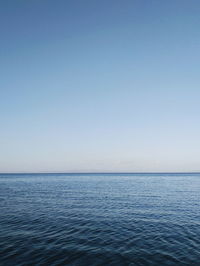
[1, 0, 200, 172]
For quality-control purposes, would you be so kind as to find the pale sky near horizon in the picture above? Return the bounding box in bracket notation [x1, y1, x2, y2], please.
[1, 0, 200, 173]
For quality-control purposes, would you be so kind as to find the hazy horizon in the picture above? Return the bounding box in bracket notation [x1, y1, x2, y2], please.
[1, 171, 200, 175]
[1, 0, 200, 173]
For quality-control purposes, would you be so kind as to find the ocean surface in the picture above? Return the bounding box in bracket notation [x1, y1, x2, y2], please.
[0, 173, 200, 266]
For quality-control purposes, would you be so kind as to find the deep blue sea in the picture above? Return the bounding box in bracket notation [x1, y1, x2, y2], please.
[0, 173, 200, 266]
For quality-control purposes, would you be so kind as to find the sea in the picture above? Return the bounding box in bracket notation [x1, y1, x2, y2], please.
[0, 173, 200, 266]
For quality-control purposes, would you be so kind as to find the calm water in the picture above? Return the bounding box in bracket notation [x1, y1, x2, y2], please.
[0, 173, 200, 266]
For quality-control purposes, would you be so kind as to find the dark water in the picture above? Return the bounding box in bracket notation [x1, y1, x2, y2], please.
[0, 173, 200, 266]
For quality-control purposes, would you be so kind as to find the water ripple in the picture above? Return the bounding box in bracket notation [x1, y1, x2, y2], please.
[0, 173, 200, 265]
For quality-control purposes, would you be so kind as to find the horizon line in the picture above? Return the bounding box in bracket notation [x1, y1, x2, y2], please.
[0, 172, 200, 175]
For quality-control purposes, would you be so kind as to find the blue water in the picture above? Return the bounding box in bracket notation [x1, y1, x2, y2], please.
[0, 173, 200, 265]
